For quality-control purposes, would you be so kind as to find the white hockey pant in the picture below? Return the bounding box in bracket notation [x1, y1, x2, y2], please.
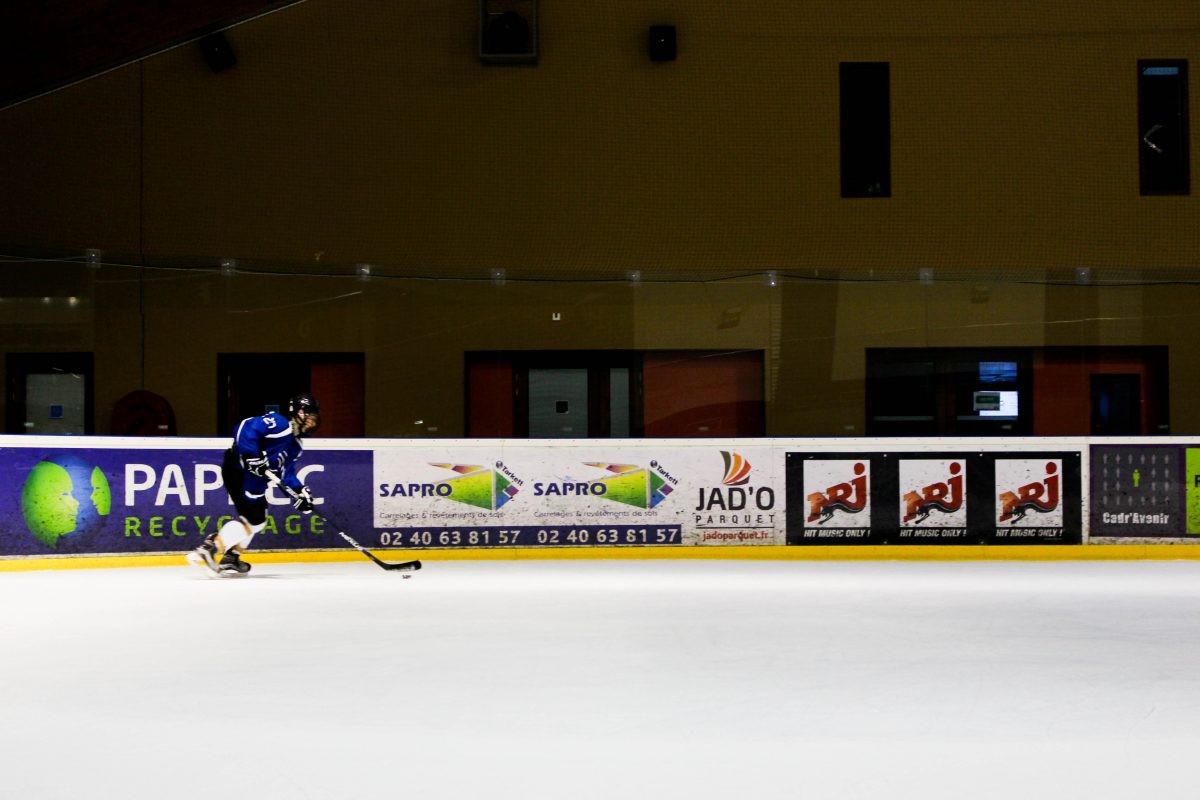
[216, 517, 265, 552]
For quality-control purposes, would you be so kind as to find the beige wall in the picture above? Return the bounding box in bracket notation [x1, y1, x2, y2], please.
[2, 1, 1199, 435]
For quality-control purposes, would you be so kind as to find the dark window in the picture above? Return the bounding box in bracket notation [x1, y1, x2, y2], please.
[479, 0, 537, 64]
[465, 350, 764, 438]
[864, 358, 937, 435]
[840, 62, 891, 198]
[866, 348, 1032, 436]
[1090, 374, 1142, 435]
[1139, 60, 1189, 195]
[5, 353, 94, 435]
[868, 347, 1169, 436]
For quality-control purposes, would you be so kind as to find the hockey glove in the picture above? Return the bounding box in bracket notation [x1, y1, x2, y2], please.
[292, 486, 315, 514]
[243, 455, 270, 477]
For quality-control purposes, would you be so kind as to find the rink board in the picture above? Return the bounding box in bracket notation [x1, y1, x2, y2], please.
[1, 434, 1198, 567]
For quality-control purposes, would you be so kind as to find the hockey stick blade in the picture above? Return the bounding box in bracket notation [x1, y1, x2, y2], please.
[329, 526, 423, 572]
[381, 559, 422, 572]
[265, 470, 424, 575]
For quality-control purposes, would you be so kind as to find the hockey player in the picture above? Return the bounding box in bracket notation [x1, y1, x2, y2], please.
[187, 393, 321, 576]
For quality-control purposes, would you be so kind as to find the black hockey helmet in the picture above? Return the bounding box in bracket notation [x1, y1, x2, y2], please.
[287, 392, 321, 435]
[287, 392, 321, 418]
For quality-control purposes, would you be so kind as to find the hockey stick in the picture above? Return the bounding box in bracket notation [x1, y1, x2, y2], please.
[264, 471, 422, 573]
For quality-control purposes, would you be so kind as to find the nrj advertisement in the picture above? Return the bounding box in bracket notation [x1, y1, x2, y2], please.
[785, 450, 1083, 545]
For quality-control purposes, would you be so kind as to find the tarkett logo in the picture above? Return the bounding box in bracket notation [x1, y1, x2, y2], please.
[19, 454, 112, 547]
[532, 462, 676, 509]
[378, 462, 522, 511]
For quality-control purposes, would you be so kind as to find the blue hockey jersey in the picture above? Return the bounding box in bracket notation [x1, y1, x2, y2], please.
[233, 411, 305, 490]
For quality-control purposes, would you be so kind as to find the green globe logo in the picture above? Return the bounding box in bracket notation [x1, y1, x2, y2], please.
[20, 455, 112, 548]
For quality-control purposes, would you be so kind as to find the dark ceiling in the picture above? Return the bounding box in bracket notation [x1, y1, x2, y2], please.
[0, 1, 303, 109]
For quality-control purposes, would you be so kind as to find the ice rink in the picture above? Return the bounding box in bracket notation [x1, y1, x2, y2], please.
[4, 558, 1200, 799]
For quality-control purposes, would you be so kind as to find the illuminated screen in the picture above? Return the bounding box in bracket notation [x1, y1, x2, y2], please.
[979, 390, 1019, 417]
[979, 361, 1017, 383]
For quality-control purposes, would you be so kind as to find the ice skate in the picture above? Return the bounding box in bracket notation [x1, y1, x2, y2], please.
[185, 536, 219, 574]
[218, 549, 252, 577]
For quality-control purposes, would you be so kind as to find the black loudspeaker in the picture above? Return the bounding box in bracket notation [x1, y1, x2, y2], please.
[648, 25, 676, 62]
[199, 32, 237, 73]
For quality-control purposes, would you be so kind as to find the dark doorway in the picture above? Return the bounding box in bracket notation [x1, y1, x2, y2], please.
[218, 353, 365, 437]
[466, 351, 640, 438]
[840, 61, 891, 197]
[1138, 60, 1190, 195]
[1091, 374, 1142, 435]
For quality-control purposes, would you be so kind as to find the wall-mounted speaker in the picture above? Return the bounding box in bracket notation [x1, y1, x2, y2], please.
[199, 32, 237, 73]
[648, 25, 676, 62]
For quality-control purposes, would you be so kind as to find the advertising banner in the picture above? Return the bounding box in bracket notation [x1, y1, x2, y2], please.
[0, 437, 1104, 558]
[1089, 445, 1183, 538]
[1190, 448, 1200, 536]
[371, 443, 783, 548]
[0, 440, 786, 556]
[786, 449, 1083, 545]
[0, 443, 372, 557]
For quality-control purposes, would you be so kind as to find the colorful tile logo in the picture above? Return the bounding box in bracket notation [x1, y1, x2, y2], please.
[583, 463, 675, 509]
[430, 463, 520, 511]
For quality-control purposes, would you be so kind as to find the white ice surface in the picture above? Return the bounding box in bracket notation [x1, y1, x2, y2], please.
[4, 559, 1200, 799]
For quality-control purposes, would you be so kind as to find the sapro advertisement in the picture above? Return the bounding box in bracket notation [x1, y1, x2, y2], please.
[0, 444, 372, 557]
[372, 445, 783, 548]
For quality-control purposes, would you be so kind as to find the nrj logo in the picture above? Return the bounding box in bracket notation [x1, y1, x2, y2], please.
[901, 460, 965, 526]
[805, 460, 869, 525]
[20, 454, 111, 548]
[997, 460, 1061, 525]
[378, 462, 522, 511]
[532, 462, 676, 509]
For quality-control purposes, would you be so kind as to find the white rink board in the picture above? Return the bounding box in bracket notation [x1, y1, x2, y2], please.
[4, 434, 1200, 554]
